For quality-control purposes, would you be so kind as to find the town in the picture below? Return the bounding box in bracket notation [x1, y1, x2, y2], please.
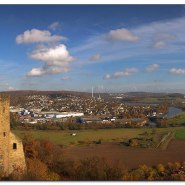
[8, 91, 178, 129]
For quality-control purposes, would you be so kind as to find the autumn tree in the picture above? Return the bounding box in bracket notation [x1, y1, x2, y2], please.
[156, 164, 165, 174]
[73, 157, 123, 180]
[22, 133, 39, 159]
[37, 139, 63, 169]
[24, 158, 50, 180]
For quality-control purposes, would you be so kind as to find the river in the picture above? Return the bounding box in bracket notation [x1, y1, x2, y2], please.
[123, 101, 184, 126]
[124, 101, 183, 118]
[166, 107, 183, 118]
[148, 106, 183, 127]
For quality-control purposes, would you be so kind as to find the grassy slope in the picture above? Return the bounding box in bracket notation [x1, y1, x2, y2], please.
[12, 127, 185, 146]
[168, 112, 185, 125]
[14, 128, 149, 146]
[175, 128, 185, 139]
[134, 97, 185, 104]
[138, 98, 160, 103]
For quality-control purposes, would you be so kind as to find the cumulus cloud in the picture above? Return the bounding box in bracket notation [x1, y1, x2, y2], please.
[27, 44, 75, 77]
[145, 64, 159, 72]
[30, 44, 74, 63]
[169, 68, 185, 75]
[27, 68, 45, 77]
[152, 32, 176, 49]
[89, 53, 101, 61]
[104, 68, 138, 80]
[107, 28, 139, 42]
[16, 29, 66, 44]
[49, 21, 59, 31]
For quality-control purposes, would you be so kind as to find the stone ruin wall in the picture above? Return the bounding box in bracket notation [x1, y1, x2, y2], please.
[0, 94, 26, 176]
[9, 131, 26, 174]
[0, 94, 10, 175]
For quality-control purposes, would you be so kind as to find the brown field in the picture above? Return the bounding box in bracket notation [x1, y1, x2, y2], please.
[62, 139, 185, 169]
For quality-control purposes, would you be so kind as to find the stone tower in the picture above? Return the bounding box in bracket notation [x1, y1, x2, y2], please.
[0, 94, 26, 176]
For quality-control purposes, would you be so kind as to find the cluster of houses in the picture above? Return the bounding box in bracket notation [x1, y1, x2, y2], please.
[10, 93, 167, 127]
[19, 94, 161, 120]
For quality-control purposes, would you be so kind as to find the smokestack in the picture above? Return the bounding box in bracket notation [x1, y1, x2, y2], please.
[92, 87, 94, 98]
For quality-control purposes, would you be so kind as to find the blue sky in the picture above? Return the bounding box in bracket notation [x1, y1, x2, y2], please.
[1, 5, 185, 93]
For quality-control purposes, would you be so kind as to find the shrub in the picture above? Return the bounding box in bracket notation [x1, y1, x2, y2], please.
[156, 164, 165, 174]
[73, 157, 123, 180]
[24, 158, 49, 180]
[93, 139, 102, 144]
[129, 139, 139, 147]
[22, 133, 39, 159]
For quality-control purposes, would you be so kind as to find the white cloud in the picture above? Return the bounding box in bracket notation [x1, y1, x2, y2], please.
[107, 28, 139, 42]
[114, 68, 138, 77]
[169, 68, 185, 75]
[16, 29, 66, 44]
[30, 44, 73, 63]
[89, 53, 101, 61]
[61, 76, 70, 80]
[104, 74, 111, 80]
[145, 64, 159, 72]
[27, 68, 45, 77]
[7, 86, 16, 91]
[72, 16, 185, 67]
[49, 21, 59, 31]
[104, 68, 138, 80]
[27, 44, 75, 77]
[152, 32, 176, 49]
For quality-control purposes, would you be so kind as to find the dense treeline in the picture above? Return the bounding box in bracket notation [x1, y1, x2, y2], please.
[11, 119, 149, 131]
[10, 117, 180, 131]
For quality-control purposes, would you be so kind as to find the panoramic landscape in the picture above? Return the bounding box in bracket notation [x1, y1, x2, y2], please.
[1, 5, 185, 181]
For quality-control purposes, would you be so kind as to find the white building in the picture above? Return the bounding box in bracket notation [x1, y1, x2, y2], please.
[55, 112, 84, 118]
[41, 111, 84, 119]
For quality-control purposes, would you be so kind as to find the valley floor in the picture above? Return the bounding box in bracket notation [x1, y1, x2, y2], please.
[62, 139, 185, 170]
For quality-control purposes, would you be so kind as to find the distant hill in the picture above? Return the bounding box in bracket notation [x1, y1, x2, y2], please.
[1, 90, 184, 106]
[1, 90, 97, 97]
[125, 92, 184, 98]
[1, 90, 184, 98]
[124, 92, 167, 97]
[0, 90, 108, 105]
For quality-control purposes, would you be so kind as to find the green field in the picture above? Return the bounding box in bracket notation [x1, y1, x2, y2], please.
[168, 112, 185, 126]
[12, 127, 185, 146]
[134, 97, 185, 104]
[175, 128, 185, 139]
[137, 98, 160, 103]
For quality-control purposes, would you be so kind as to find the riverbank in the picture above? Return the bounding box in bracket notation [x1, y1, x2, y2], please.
[166, 107, 183, 118]
[168, 112, 185, 126]
[147, 106, 183, 127]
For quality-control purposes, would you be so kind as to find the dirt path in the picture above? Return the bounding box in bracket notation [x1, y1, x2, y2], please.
[62, 139, 185, 169]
